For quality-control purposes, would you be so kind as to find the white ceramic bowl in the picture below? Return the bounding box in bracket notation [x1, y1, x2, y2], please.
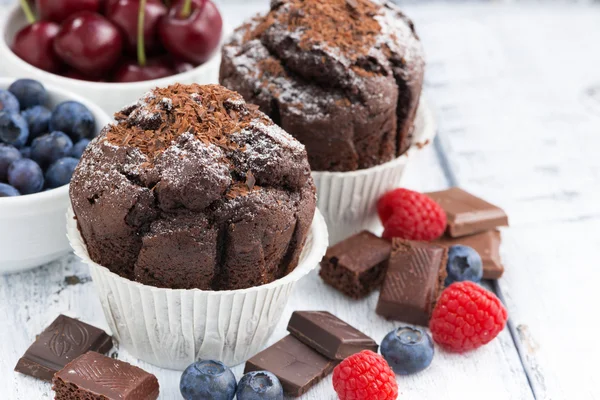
[0, 78, 112, 274]
[68, 206, 329, 369]
[0, 4, 221, 115]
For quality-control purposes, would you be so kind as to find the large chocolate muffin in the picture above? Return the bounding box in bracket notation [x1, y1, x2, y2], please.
[220, 0, 425, 172]
[70, 84, 316, 291]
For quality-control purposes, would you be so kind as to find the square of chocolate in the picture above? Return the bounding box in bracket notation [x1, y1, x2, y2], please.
[319, 231, 392, 298]
[245, 335, 336, 397]
[287, 311, 378, 360]
[14, 315, 113, 381]
[434, 230, 504, 279]
[426, 187, 509, 238]
[52, 351, 159, 400]
[376, 240, 448, 326]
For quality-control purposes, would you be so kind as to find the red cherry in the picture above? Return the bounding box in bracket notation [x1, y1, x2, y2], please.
[113, 58, 174, 82]
[64, 69, 106, 82]
[11, 22, 63, 73]
[35, 0, 100, 23]
[105, 0, 167, 54]
[158, 0, 222, 64]
[53, 12, 124, 77]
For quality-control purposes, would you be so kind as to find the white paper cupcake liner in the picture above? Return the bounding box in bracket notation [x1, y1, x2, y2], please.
[312, 99, 437, 244]
[67, 207, 328, 370]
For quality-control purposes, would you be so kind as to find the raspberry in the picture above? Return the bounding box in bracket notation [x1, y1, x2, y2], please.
[332, 350, 398, 400]
[429, 281, 508, 352]
[378, 188, 446, 240]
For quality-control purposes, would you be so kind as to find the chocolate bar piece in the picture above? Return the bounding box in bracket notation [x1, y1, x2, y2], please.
[434, 230, 504, 279]
[426, 187, 508, 237]
[245, 335, 336, 397]
[287, 311, 378, 360]
[52, 351, 159, 400]
[14, 315, 113, 381]
[376, 240, 448, 326]
[319, 231, 392, 298]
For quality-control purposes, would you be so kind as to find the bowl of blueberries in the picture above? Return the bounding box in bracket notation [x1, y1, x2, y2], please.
[0, 77, 111, 273]
[0, 0, 223, 114]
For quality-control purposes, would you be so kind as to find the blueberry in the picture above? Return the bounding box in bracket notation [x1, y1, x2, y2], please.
[180, 360, 237, 400]
[8, 79, 48, 110]
[45, 157, 78, 189]
[22, 105, 52, 141]
[19, 146, 31, 159]
[0, 182, 20, 197]
[445, 245, 483, 286]
[70, 139, 91, 159]
[0, 144, 22, 182]
[0, 89, 20, 114]
[0, 112, 29, 148]
[31, 131, 73, 169]
[49, 101, 95, 141]
[7, 158, 44, 195]
[381, 326, 434, 375]
[236, 371, 283, 400]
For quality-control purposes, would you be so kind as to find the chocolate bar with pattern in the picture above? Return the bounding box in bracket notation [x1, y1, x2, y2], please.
[376, 240, 448, 326]
[14, 315, 113, 381]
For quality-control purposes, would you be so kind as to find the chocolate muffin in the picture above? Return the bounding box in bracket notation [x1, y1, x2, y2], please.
[70, 84, 316, 291]
[220, 0, 425, 172]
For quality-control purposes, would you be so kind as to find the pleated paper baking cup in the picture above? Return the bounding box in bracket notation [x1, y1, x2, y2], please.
[67, 207, 328, 370]
[312, 99, 437, 244]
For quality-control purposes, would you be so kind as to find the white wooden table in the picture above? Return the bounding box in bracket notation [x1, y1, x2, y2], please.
[2, 1, 600, 399]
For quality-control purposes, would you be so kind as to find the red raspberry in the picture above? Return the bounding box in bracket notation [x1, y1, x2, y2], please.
[333, 350, 398, 400]
[378, 188, 446, 240]
[429, 281, 508, 352]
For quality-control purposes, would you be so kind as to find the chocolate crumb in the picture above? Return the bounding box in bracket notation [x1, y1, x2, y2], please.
[246, 171, 256, 189]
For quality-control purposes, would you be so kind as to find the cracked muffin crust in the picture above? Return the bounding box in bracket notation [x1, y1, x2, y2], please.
[219, 0, 425, 172]
[69, 84, 316, 291]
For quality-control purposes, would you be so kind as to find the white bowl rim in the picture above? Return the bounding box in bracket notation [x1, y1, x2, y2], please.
[0, 3, 222, 89]
[311, 97, 436, 178]
[0, 77, 112, 208]
[68, 206, 330, 295]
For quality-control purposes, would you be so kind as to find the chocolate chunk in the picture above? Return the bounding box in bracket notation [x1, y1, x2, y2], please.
[434, 230, 504, 279]
[426, 187, 509, 238]
[245, 335, 336, 397]
[52, 351, 159, 400]
[376, 240, 448, 326]
[14, 315, 113, 381]
[319, 231, 391, 299]
[287, 311, 378, 360]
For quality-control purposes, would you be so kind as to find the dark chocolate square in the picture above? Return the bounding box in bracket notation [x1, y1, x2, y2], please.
[52, 351, 159, 400]
[287, 311, 378, 360]
[14, 315, 113, 381]
[319, 231, 392, 298]
[245, 335, 336, 397]
[426, 187, 508, 238]
[376, 240, 448, 326]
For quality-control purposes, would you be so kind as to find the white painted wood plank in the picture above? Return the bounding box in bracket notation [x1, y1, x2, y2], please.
[416, 4, 600, 399]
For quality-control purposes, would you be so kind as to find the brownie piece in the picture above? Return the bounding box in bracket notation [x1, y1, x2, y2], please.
[376, 239, 447, 326]
[220, 0, 425, 172]
[433, 230, 504, 279]
[70, 84, 316, 290]
[52, 352, 159, 400]
[319, 231, 392, 298]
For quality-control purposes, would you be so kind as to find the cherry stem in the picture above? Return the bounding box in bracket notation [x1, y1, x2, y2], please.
[137, 0, 147, 67]
[180, 0, 192, 18]
[19, 0, 36, 24]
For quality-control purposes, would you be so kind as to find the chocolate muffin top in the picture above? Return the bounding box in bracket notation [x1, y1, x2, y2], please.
[220, 0, 425, 171]
[70, 84, 316, 290]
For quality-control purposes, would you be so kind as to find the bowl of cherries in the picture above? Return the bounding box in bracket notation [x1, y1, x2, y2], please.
[0, 77, 112, 274]
[0, 0, 223, 113]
